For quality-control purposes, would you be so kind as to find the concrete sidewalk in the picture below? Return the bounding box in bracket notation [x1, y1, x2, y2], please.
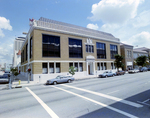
[0, 74, 98, 90]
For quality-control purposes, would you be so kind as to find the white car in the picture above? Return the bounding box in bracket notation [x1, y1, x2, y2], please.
[128, 69, 139, 74]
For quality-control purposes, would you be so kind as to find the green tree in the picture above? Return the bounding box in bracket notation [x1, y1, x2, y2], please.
[114, 54, 124, 71]
[69, 66, 76, 76]
[135, 55, 147, 67]
[11, 68, 19, 80]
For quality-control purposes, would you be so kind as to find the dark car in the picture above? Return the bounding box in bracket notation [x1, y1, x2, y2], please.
[139, 67, 148, 72]
[0, 75, 9, 84]
[148, 68, 150, 71]
[116, 70, 125, 75]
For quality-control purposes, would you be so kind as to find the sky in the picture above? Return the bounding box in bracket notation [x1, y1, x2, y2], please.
[0, 0, 150, 64]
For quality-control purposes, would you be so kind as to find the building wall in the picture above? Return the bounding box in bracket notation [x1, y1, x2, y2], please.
[21, 28, 119, 81]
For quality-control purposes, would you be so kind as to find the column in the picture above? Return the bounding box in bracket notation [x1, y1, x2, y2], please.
[86, 61, 88, 75]
[54, 61, 56, 73]
[78, 61, 79, 72]
[48, 62, 49, 74]
[99, 62, 101, 70]
[93, 62, 95, 75]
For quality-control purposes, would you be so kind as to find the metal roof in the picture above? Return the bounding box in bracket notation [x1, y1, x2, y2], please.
[36, 17, 120, 42]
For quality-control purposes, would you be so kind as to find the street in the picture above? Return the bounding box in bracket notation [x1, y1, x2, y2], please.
[1, 72, 150, 118]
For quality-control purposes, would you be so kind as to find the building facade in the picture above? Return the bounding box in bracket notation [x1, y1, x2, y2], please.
[120, 43, 134, 70]
[133, 47, 150, 59]
[21, 17, 120, 82]
[13, 37, 25, 69]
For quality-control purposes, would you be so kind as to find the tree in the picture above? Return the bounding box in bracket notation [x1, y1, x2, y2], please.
[11, 68, 19, 81]
[69, 66, 77, 76]
[135, 55, 147, 67]
[114, 54, 124, 71]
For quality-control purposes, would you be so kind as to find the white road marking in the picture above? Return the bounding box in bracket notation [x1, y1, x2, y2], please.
[26, 87, 59, 118]
[52, 86, 138, 118]
[107, 90, 120, 95]
[62, 84, 143, 108]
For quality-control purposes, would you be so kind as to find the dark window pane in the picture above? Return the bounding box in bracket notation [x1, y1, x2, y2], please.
[56, 63, 60, 73]
[49, 63, 54, 73]
[42, 63, 48, 74]
[42, 34, 60, 57]
[96, 42, 106, 59]
[69, 38, 82, 58]
[110, 44, 118, 59]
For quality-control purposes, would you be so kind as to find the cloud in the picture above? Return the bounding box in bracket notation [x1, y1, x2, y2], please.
[128, 31, 150, 47]
[87, 23, 99, 30]
[88, 0, 144, 24]
[0, 16, 12, 37]
[131, 10, 150, 27]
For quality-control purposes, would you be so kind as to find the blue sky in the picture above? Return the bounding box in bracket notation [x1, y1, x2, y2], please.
[0, 0, 150, 64]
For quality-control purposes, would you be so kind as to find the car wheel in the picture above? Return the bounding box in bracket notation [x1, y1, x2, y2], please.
[53, 81, 57, 85]
[68, 79, 71, 83]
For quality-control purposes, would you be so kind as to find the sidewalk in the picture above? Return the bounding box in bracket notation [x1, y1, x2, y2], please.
[0, 74, 98, 90]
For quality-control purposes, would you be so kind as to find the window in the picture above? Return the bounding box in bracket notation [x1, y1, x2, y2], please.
[69, 63, 73, 67]
[23, 50, 24, 62]
[30, 37, 32, 59]
[69, 38, 82, 58]
[69, 62, 83, 72]
[56, 63, 60, 73]
[86, 45, 94, 53]
[42, 63, 48, 74]
[26, 44, 28, 61]
[79, 63, 83, 72]
[104, 63, 107, 70]
[75, 63, 78, 72]
[110, 44, 118, 59]
[49, 63, 54, 73]
[101, 63, 103, 70]
[96, 42, 106, 59]
[42, 34, 60, 57]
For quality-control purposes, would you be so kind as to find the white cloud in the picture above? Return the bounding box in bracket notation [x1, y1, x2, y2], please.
[89, 0, 144, 24]
[0, 16, 12, 37]
[131, 10, 150, 27]
[128, 31, 150, 47]
[87, 23, 99, 30]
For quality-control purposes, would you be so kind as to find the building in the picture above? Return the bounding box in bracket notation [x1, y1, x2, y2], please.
[120, 43, 134, 70]
[21, 17, 120, 82]
[133, 47, 150, 59]
[13, 37, 25, 69]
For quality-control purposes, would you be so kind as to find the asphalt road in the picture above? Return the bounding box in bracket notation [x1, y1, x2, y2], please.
[1, 72, 150, 118]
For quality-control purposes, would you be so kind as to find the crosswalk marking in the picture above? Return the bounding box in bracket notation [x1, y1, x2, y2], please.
[62, 84, 143, 108]
[26, 87, 59, 118]
[52, 86, 138, 118]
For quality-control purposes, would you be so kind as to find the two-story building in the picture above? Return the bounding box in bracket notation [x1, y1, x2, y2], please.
[21, 17, 120, 82]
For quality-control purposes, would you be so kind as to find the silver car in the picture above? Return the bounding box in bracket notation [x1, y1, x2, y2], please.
[46, 75, 75, 85]
[99, 71, 115, 78]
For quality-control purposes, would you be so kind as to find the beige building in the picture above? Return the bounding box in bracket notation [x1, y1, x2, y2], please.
[21, 17, 120, 82]
[120, 43, 134, 70]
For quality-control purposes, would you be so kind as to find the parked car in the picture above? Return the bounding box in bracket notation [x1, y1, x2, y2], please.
[99, 71, 115, 78]
[147, 68, 150, 71]
[0, 75, 9, 84]
[128, 69, 139, 74]
[139, 67, 148, 72]
[3, 73, 10, 77]
[116, 70, 125, 75]
[46, 75, 75, 85]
